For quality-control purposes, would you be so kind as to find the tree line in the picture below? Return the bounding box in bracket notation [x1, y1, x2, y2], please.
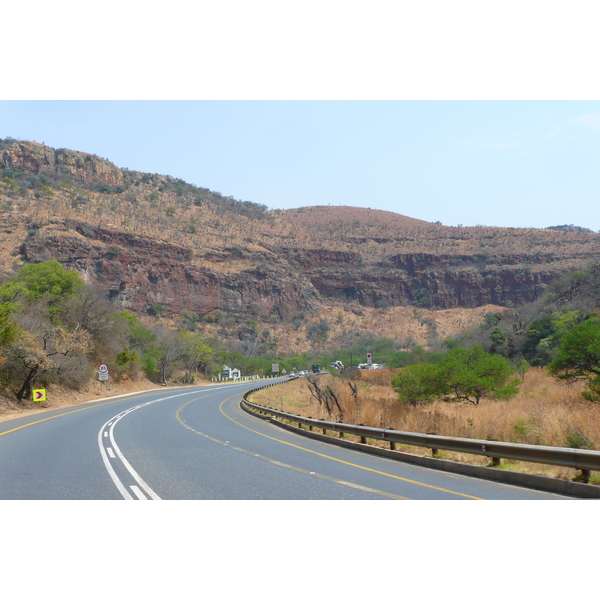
[389, 263, 600, 405]
[0, 260, 285, 404]
[2, 259, 600, 408]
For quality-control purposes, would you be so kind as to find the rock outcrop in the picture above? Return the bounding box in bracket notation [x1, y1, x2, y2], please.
[18, 219, 319, 319]
[283, 248, 580, 309]
[3, 140, 600, 321]
[0, 141, 123, 186]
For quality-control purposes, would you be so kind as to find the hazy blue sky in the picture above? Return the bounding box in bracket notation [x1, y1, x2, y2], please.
[2, 100, 600, 231]
[4, 4, 599, 234]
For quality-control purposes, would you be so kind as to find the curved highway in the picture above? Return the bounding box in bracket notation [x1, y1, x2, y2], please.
[0, 379, 572, 500]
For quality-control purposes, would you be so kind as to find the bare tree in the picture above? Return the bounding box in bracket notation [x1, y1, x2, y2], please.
[8, 309, 92, 402]
[306, 376, 343, 417]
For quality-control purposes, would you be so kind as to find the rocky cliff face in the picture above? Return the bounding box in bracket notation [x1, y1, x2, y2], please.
[19, 224, 566, 315]
[0, 141, 123, 186]
[273, 246, 596, 310]
[3, 140, 600, 321]
[18, 219, 319, 319]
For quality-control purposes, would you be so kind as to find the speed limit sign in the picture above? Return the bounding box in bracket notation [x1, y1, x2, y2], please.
[98, 363, 109, 381]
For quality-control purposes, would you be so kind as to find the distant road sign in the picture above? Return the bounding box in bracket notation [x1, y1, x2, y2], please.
[272, 363, 279, 373]
[33, 389, 46, 402]
[367, 353, 372, 364]
[98, 363, 108, 374]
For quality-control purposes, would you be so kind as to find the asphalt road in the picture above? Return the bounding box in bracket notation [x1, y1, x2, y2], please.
[0, 379, 573, 500]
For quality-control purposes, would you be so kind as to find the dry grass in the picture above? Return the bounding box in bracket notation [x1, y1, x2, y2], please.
[3, 169, 600, 278]
[0, 376, 165, 424]
[250, 368, 600, 482]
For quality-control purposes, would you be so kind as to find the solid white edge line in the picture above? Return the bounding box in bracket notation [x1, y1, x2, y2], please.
[98, 426, 133, 500]
[108, 423, 162, 501]
[98, 389, 202, 501]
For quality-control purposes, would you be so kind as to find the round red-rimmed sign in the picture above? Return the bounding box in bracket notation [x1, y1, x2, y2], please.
[98, 363, 108, 374]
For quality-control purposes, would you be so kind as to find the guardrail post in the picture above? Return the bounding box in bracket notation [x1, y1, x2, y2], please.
[382, 433, 396, 450]
[580, 469, 591, 484]
[427, 432, 439, 457]
[359, 424, 367, 444]
[486, 438, 501, 466]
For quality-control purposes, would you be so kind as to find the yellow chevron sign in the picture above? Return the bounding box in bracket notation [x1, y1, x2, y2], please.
[33, 389, 46, 402]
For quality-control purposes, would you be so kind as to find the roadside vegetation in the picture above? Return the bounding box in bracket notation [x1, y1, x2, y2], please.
[252, 369, 600, 450]
[249, 368, 600, 482]
[2, 259, 600, 414]
[0, 260, 289, 408]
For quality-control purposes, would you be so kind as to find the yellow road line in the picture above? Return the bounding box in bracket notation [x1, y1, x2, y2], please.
[0, 388, 208, 437]
[0, 397, 148, 437]
[176, 402, 407, 499]
[176, 395, 484, 500]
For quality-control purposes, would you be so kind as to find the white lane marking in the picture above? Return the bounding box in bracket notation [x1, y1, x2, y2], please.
[107, 447, 115, 458]
[104, 432, 108, 438]
[130, 485, 147, 500]
[98, 389, 206, 500]
[108, 415, 161, 500]
[98, 427, 133, 500]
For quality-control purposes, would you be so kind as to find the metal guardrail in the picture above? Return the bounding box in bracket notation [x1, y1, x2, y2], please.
[242, 387, 600, 483]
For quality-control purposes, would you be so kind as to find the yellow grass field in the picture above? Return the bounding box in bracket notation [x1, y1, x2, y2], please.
[250, 368, 600, 483]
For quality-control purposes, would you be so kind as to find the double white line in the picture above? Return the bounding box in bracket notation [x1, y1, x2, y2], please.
[97, 391, 201, 500]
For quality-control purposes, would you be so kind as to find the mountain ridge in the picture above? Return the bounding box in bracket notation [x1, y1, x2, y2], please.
[2, 140, 600, 331]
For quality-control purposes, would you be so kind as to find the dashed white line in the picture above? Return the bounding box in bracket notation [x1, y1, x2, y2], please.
[98, 389, 205, 500]
[130, 485, 147, 500]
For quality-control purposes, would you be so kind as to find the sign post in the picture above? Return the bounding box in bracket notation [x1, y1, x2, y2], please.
[98, 363, 109, 391]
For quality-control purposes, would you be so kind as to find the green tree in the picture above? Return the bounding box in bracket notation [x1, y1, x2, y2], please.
[9, 260, 84, 306]
[393, 346, 519, 406]
[0, 300, 19, 390]
[0, 300, 18, 348]
[151, 303, 165, 317]
[515, 358, 530, 381]
[437, 346, 519, 404]
[117, 312, 157, 352]
[0, 262, 93, 399]
[179, 331, 214, 381]
[547, 318, 600, 402]
[522, 316, 555, 366]
[391, 361, 442, 405]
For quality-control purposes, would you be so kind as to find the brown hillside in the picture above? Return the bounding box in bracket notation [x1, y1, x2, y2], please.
[1, 139, 600, 354]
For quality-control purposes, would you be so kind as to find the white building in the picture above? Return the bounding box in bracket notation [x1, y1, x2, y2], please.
[221, 364, 241, 380]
